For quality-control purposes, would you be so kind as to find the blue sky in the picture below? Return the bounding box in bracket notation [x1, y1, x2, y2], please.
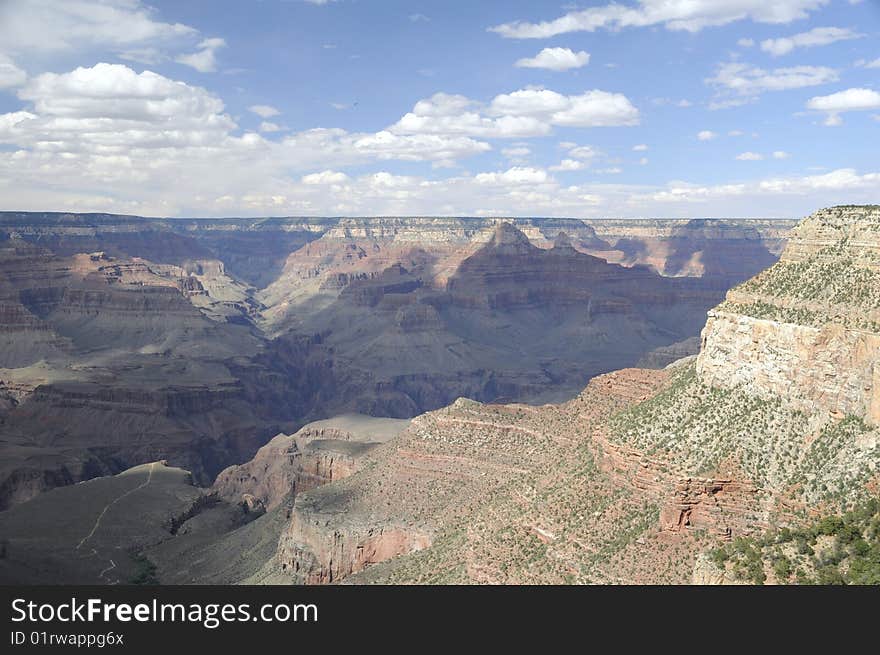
[0, 0, 878, 217]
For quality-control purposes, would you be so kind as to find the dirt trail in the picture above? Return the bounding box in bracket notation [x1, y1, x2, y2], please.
[75, 463, 156, 551]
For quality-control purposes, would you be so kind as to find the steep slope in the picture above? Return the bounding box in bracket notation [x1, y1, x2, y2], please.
[0, 461, 203, 585]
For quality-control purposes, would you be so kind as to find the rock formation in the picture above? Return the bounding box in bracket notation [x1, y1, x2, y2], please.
[698, 205, 880, 424]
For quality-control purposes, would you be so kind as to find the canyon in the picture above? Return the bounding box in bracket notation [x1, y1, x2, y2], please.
[0, 212, 792, 512]
[2, 206, 877, 585]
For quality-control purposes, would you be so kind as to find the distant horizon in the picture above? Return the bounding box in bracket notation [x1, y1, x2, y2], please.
[0, 209, 805, 222]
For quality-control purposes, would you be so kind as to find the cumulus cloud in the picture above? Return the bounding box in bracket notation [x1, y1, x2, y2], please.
[175, 37, 226, 72]
[760, 27, 862, 56]
[697, 130, 717, 141]
[301, 170, 349, 185]
[773, 151, 790, 159]
[549, 159, 586, 171]
[515, 47, 590, 71]
[390, 88, 639, 140]
[736, 151, 764, 160]
[249, 105, 281, 118]
[474, 166, 550, 185]
[489, 1, 828, 38]
[0, 62, 509, 216]
[567, 145, 600, 160]
[10, 63, 235, 151]
[806, 87, 880, 125]
[488, 88, 639, 127]
[706, 62, 838, 101]
[738, 38, 755, 47]
[632, 144, 648, 151]
[259, 121, 284, 133]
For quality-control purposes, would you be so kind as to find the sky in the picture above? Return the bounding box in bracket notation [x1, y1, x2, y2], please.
[0, 0, 878, 218]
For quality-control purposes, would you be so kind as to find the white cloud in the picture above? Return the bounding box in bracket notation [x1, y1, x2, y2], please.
[474, 166, 550, 186]
[344, 130, 491, 163]
[501, 146, 531, 158]
[858, 58, 880, 69]
[0, 62, 507, 217]
[0, 0, 197, 55]
[409, 13, 430, 23]
[806, 87, 880, 125]
[632, 143, 648, 151]
[761, 27, 864, 57]
[259, 121, 284, 133]
[697, 130, 717, 140]
[596, 167, 622, 174]
[772, 150, 790, 159]
[738, 38, 755, 47]
[642, 168, 880, 211]
[488, 88, 639, 127]
[390, 88, 639, 140]
[707, 62, 838, 98]
[10, 63, 235, 151]
[756, 168, 880, 193]
[249, 105, 281, 118]
[515, 47, 590, 71]
[0, 54, 27, 89]
[638, 157, 649, 165]
[677, 99, 692, 107]
[760, 26, 862, 56]
[489, 1, 829, 38]
[549, 159, 585, 171]
[728, 129, 744, 136]
[736, 151, 764, 160]
[302, 170, 349, 185]
[567, 145, 600, 160]
[175, 37, 226, 73]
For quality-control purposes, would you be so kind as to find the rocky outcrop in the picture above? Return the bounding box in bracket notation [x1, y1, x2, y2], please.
[698, 314, 880, 423]
[697, 206, 880, 424]
[280, 516, 431, 584]
[212, 415, 411, 511]
[659, 477, 769, 538]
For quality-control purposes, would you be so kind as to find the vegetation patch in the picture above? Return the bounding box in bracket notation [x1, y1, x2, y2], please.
[710, 498, 880, 585]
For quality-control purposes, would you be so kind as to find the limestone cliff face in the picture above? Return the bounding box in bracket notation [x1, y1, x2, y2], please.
[698, 314, 880, 423]
[696, 206, 880, 424]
